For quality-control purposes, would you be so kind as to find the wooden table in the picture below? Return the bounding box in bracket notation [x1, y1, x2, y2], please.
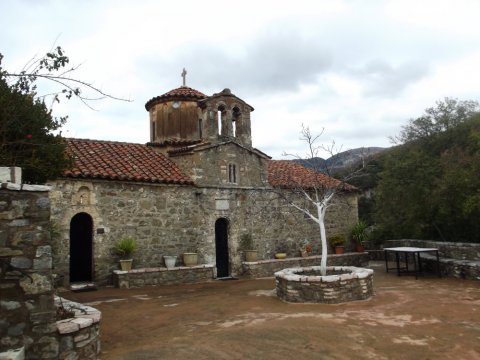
[384, 247, 441, 279]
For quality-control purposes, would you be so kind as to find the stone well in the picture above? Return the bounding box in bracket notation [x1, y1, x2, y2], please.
[275, 266, 374, 304]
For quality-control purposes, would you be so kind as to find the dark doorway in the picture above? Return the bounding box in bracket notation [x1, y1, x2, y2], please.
[215, 218, 230, 278]
[69, 213, 93, 283]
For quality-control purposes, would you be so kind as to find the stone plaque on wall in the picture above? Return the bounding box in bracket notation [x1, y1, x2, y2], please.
[215, 199, 229, 211]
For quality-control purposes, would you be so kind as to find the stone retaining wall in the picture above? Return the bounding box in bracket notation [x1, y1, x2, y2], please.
[381, 240, 480, 280]
[241, 253, 369, 278]
[385, 239, 480, 260]
[55, 297, 101, 360]
[275, 266, 374, 303]
[113, 264, 215, 288]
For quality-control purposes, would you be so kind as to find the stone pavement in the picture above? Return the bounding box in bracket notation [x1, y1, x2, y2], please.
[62, 262, 480, 359]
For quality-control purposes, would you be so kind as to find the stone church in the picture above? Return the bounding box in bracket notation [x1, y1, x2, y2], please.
[48, 79, 359, 286]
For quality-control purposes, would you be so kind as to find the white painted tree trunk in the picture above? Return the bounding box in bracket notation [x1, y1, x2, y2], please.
[288, 191, 334, 276]
[317, 204, 328, 276]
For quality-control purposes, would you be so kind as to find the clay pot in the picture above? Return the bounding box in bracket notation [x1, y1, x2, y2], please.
[334, 246, 345, 255]
[244, 250, 258, 262]
[355, 244, 365, 253]
[183, 253, 198, 266]
[119, 259, 133, 271]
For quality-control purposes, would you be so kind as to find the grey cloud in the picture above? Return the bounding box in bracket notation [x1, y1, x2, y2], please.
[139, 31, 332, 96]
[348, 59, 429, 97]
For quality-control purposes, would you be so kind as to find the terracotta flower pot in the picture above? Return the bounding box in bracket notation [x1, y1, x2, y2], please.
[355, 244, 365, 253]
[334, 246, 345, 254]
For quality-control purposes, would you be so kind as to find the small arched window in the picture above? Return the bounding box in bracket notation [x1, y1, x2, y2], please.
[217, 105, 226, 135]
[228, 163, 237, 183]
[232, 107, 241, 138]
[151, 121, 156, 142]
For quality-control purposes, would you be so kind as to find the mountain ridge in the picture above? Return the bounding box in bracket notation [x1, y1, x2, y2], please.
[293, 147, 387, 173]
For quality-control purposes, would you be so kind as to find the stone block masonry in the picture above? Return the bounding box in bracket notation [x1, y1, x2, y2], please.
[55, 297, 101, 360]
[0, 184, 58, 359]
[241, 253, 369, 278]
[275, 266, 374, 304]
[0, 184, 101, 359]
[49, 179, 358, 286]
[113, 264, 215, 288]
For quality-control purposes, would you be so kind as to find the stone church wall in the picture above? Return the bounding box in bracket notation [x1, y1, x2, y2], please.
[171, 143, 269, 187]
[49, 179, 358, 286]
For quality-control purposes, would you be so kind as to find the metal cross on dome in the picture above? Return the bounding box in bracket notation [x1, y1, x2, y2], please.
[181, 68, 187, 86]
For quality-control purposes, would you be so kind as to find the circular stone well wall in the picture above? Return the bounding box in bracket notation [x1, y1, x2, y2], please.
[275, 266, 374, 304]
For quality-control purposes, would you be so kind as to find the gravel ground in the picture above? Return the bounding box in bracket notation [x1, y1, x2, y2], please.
[63, 262, 480, 360]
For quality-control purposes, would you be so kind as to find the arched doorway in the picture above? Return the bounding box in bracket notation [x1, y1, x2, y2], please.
[215, 218, 230, 278]
[69, 213, 93, 283]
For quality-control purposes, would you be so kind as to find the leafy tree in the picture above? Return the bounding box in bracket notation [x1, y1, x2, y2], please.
[0, 74, 70, 183]
[374, 102, 480, 243]
[394, 97, 479, 143]
[0, 47, 128, 183]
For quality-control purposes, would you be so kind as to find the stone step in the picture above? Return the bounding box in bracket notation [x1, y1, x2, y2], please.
[70, 282, 97, 292]
[0, 347, 24, 360]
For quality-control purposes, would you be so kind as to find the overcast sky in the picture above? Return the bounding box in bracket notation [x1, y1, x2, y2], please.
[2, 0, 480, 159]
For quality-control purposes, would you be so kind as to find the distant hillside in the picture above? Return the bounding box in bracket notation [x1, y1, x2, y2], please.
[294, 147, 387, 173]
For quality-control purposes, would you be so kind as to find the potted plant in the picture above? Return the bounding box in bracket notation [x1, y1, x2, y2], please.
[183, 251, 198, 266]
[328, 234, 345, 254]
[114, 237, 137, 271]
[351, 221, 369, 253]
[240, 233, 258, 262]
[300, 240, 313, 257]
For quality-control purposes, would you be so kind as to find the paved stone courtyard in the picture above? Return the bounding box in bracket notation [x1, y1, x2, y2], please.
[63, 262, 480, 359]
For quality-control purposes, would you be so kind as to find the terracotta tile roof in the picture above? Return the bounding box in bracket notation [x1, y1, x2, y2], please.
[63, 138, 194, 185]
[145, 86, 207, 111]
[267, 160, 356, 191]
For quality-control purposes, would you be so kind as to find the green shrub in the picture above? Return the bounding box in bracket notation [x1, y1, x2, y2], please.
[351, 221, 369, 245]
[114, 238, 137, 258]
[239, 234, 254, 250]
[328, 234, 345, 247]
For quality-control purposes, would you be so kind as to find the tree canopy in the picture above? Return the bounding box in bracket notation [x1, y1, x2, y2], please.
[0, 53, 70, 183]
[0, 47, 128, 184]
[394, 97, 479, 143]
[373, 99, 480, 243]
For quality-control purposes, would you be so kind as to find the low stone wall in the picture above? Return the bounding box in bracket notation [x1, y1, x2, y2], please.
[113, 264, 215, 288]
[241, 253, 369, 278]
[275, 266, 374, 304]
[55, 297, 101, 360]
[383, 239, 480, 280]
[385, 239, 480, 260]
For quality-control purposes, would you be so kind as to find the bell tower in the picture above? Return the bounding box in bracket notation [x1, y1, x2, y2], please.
[199, 88, 254, 147]
[145, 72, 254, 148]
